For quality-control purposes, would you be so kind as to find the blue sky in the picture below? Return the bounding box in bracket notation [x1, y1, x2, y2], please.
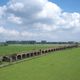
[0, 0, 80, 42]
[0, 0, 80, 12]
[0, 0, 9, 6]
[49, 0, 80, 12]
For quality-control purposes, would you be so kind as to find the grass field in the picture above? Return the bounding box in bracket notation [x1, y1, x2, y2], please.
[0, 44, 63, 56]
[0, 47, 80, 80]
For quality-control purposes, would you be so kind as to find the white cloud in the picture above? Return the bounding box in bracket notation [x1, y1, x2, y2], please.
[8, 2, 24, 11]
[33, 23, 57, 32]
[59, 13, 80, 32]
[21, 31, 37, 37]
[0, 26, 38, 40]
[0, 6, 7, 19]
[0, 0, 80, 41]
[0, 26, 19, 36]
[37, 1, 62, 19]
[8, 14, 23, 24]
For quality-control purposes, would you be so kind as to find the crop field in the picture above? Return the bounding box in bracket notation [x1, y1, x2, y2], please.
[0, 44, 65, 56]
[0, 47, 80, 80]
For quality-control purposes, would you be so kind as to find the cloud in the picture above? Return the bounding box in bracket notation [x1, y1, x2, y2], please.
[8, 2, 24, 11]
[0, 26, 38, 41]
[37, 1, 62, 19]
[0, 0, 80, 41]
[0, 26, 19, 36]
[8, 14, 23, 24]
[59, 12, 80, 33]
[0, 6, 7, 18]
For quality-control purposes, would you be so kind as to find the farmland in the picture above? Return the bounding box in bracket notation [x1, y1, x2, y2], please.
[0, 47, 80, 80]
[0, 44, 65, 56]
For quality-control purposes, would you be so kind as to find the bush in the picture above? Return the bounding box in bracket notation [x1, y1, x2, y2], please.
[0, 43, 8, 46]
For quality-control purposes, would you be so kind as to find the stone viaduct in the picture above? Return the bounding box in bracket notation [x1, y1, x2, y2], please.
[0, 44, 78, 62]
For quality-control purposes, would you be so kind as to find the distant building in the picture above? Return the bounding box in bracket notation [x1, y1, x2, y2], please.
[41, 40, 47, 44]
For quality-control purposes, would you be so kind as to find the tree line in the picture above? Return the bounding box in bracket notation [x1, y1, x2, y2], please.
[0, 40, 79, 45]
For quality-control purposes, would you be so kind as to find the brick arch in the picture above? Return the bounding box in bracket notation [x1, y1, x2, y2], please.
[17, 55, 22, 60]
[22, 54, 26, 58]
[30, 53, 34, 57]
[26, 53, 30, 58]
[2, 56, 10, 62]
[35, 52, 37, 56]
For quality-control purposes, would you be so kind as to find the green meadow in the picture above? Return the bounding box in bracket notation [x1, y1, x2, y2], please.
[0, 47, 80, 80]
[0, 44, 64, 56]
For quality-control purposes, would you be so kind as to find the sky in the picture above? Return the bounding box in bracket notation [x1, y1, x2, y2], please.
[0, 0, 80, 42]
[49, 0, 80, 12]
